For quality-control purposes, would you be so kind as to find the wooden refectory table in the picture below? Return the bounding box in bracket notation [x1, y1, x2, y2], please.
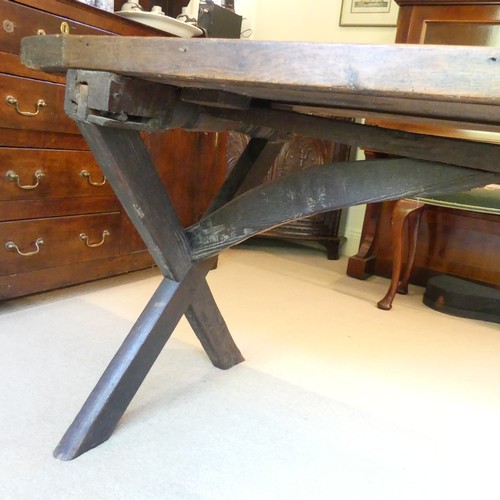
[20, 36, 500, 460]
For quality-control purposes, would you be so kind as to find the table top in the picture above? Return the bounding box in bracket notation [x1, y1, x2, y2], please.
[21, 36, 500, 133]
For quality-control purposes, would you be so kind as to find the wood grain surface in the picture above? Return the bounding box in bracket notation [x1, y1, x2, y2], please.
[21, 35, 500, 131]
[186, 158, 498, 259]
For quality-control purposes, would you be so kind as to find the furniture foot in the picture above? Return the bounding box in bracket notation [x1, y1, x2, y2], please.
[347, 202, 383, 279]
[321, 238, 345, 260]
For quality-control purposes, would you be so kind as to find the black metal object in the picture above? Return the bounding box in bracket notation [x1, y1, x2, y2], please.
[198, 2, 242, 38]
[424, 275, 500, 324]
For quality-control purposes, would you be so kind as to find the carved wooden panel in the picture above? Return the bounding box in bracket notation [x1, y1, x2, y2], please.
[226, 131, 250, 171]
[226, 131, 351, 259]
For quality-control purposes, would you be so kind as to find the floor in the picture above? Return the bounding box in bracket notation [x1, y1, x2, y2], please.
[1, 239, 499, 499]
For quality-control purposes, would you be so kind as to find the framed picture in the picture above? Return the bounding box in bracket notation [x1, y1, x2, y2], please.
[339, 0, 399, 27]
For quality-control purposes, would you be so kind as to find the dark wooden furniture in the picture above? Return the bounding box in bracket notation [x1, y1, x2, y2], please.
[227, 132, 351, 259]
[21, 35, 500, 460]
[0, 0, 226, 300]
[347, 0, 500, 288]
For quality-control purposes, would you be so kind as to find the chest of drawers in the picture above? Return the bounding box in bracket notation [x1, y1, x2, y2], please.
[0, 0, 227, 299]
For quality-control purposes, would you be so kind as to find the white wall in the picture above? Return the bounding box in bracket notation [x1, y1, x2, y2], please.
[256, 0, 396, 44]
[233, 0, 257, 39]
[233, 0, 397, 256]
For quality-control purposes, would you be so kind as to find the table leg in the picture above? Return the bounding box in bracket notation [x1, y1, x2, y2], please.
[185, 278, 242, 369]
[206, 137, 285, 213]
[54, 262, 211, 460]
[53, 124, 245, 460]
[184, 138, 285, 369]
[75, 124, 243, 365]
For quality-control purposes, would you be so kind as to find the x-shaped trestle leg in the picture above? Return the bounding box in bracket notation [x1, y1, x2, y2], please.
[54, 123, 283, 460]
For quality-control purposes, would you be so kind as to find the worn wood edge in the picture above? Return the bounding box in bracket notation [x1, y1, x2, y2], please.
[187, 158, 499, 260]
[20, 35, 500, 104]
[20, 35, 67, 73]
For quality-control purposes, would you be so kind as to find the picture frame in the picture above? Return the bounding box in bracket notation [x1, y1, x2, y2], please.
[339, 0, 399, 27]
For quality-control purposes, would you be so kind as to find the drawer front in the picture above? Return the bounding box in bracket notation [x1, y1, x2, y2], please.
[0, 147, 114, 201]
[0, 212, 121, 275]
[1, 0, 110, 56]
[120, 214, 148, 254]
[0, 72, 79, 134]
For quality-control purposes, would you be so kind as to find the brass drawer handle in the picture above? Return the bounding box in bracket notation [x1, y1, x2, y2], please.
[5, 237, 44, 256]
[5, 95, 47, 117]
[80, 170, 107, 187]
[80, 230, 110, 248]
[6, 169, 45, 190]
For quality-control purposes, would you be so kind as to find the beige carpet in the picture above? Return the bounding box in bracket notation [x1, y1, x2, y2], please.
[1, 240, 499, 499]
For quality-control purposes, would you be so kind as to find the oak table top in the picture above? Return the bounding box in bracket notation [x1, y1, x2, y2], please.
[21, 36, 500, 132]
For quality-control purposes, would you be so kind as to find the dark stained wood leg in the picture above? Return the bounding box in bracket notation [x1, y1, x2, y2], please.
[183, 139, 285, 367]
[206, 138, 284, 214]
[187, 158, 495, 261]
[54, 261, 212, 461]
[397, 206, 423, 295]
[183, 138, 285, 369]
[377, 199, 424, 310]
[76, 122, 191, 280]
[321, 238, 345, 260]
[185, 276, 244, 369]
[54, 123, 244, 460]
[76, 123, 242, 369]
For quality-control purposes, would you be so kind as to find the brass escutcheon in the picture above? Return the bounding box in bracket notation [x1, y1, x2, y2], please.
[60, 21, 70, 34]
[3, 19, 14, 33]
